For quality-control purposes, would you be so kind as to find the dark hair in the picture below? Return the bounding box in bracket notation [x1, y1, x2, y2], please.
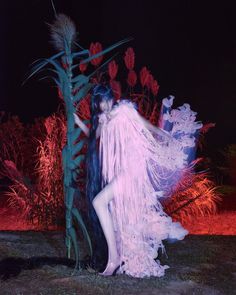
[92, 84, 114, 110]
[85, 85, 114, 242]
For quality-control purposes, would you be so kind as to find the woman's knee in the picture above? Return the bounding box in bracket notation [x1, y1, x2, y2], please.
[92, 194, 101, 208]
[92, 182, 115, 209]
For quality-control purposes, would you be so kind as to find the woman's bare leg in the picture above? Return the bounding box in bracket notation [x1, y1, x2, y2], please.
[92, 176, 120, 275]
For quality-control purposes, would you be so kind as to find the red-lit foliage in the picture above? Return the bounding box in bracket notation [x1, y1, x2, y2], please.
[57, 87, 63, 100]
[124, 47, 135, 70]
[33, 112, 67, 228]
[140, 66, 150, 88]
[163, 160, 222, 226]
[198, 122, 216, 150]
[108, 60, 118, 80]
[0, 111, 67, 230]
[0, 115, 31, 173]
[76, 93, 91, 120]
[110, 80, 122, 101]
[127, 70, 137, 87]
[89, 42, 103, 66]
[151, 80, 160, 96]
[79, 60, 88, 73]
[1, 159, 41, 224]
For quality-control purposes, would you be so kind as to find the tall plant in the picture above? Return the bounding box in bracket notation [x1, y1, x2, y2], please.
[26, 13, 130, 273]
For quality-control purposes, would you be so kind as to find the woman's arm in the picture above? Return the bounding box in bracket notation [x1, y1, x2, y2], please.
[73, 113, 102, 139]
[138, 114, 172, 139]
[73, 113, 90, 137]
[96, 123, 101, 139]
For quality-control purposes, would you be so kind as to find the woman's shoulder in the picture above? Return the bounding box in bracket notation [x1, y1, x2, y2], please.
[113, 98, 138, 111]
[98, 98, 138, 125]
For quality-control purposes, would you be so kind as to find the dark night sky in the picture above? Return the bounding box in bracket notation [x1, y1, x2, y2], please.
[0, 0, 236, 150]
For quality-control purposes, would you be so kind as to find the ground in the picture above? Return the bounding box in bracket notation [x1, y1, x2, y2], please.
[0, 219, 235, 295]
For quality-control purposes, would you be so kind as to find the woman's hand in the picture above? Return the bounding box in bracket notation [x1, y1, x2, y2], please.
[73, 113, 81, 126]
[73, 113, 90, 137]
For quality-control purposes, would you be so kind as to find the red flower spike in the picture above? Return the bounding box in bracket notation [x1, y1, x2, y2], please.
[110, 80, 122, 100]
[124, 47, 135, 70]
[200, 123, 216, 134]
[57, 87, 63, 100]
[62, 61, 68, 70]
[108, 60, 118, 80]
[149, 102, 158, 124]
[127, 70, 137, 87]
[89, 42, 103, 66]
[147, 74, 154, 90]
[76, 93, 91, 120]
[140, 67, 150, 88]
[151, 80, 160, 96]
[79, 61, 88, 73]
[138, 100, 144, 116]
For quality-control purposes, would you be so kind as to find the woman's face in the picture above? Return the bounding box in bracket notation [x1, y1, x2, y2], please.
[99, 98, 114, 113]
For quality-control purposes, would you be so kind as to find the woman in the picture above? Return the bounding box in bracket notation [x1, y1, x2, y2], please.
[74, 85, 201, 278]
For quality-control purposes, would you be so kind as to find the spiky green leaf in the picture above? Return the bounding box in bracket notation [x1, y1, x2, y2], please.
[73, 83, 93, 103]
[72, 49, 90, 58]
[71, 128, 83, 142]
[68, 226, 80, 272]
[72, 207, 93, 257]
[72, 138, 87, 156]
[69, 154, 85, 169]
[65, 187, 75, 210]
[23, 51, 64, 85]
[72, 74, 89, 85]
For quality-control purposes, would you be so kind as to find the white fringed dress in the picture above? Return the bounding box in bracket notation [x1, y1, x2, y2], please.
[98, 98, 201, 278]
